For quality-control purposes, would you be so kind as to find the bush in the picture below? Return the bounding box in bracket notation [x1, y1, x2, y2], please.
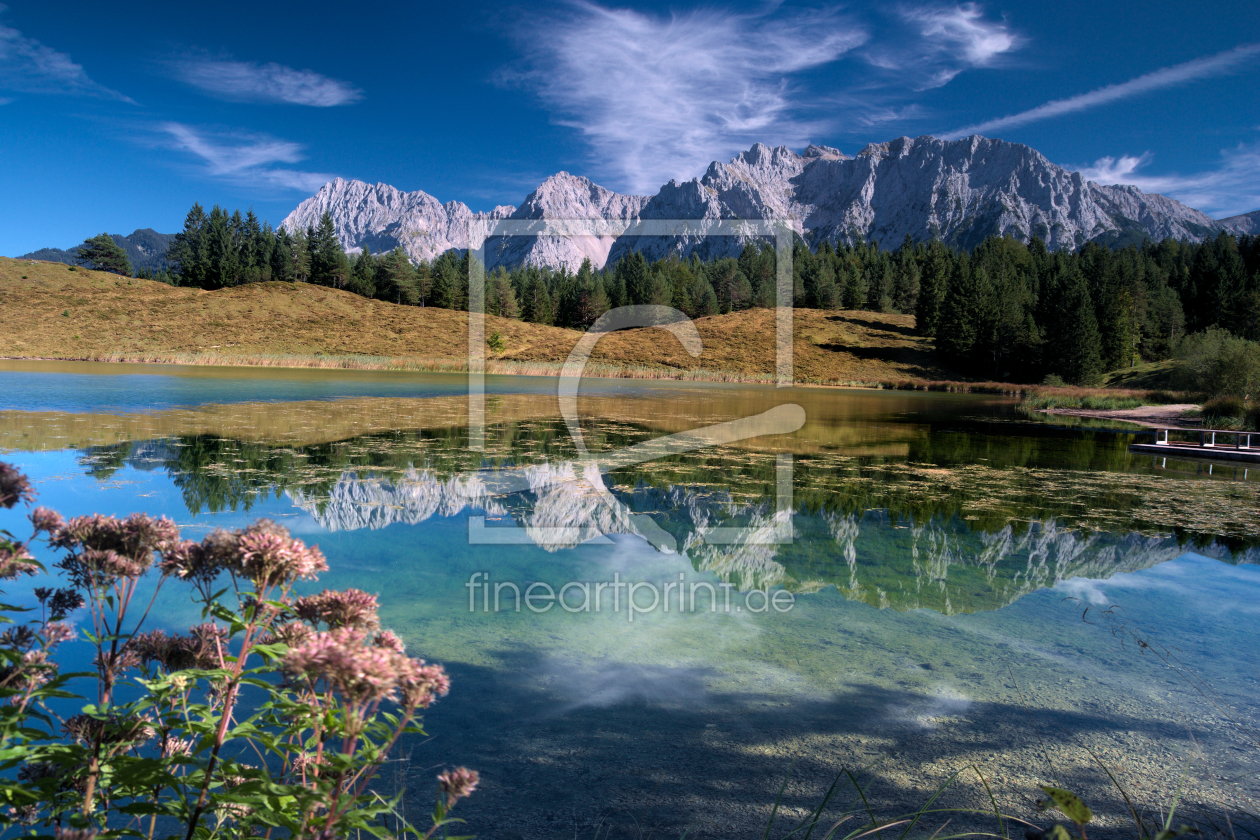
[0, 461, 475, 839]
[1202, 396, 1245, 424]
[1175, 328, 1260, 400]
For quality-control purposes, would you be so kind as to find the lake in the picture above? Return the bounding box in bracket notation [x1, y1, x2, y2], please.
[1, 360, 1257, 839]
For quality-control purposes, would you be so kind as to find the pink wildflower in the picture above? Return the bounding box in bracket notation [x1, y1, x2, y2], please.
[265, 621, 315, 647]
[161, 736, 195, 758]
[158, 539, 224, 584]
[235, 528, 328, 588]
[399, 659, 451, 709]
[43, 621, 76, 647]
[0, 463, 34, 509]
[0, 544, 39, 580]
[438, 766, 479, 802]
[282, 627, 446, 709]
[372, 629, 405, 652]
[54, 828, 97, 840]
[30, 506, 64, 534]
[294, 588, 380, 630]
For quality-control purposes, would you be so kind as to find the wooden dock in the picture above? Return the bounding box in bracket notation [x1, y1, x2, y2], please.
[1130, 427, 1260, 464]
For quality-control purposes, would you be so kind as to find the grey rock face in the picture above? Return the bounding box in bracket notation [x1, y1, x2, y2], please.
[485, 172, 649, 271]
[280, 178, 515, 265]
[1219, 209, 1260, 235]
[281, 174, 646, 270]
[609, 135, 1224, 263]
[284, 136, 1229, 270]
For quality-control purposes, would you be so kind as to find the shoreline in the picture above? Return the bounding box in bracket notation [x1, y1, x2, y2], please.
[1037, 403, 1201, 428]
[0, 351, 1036, 395]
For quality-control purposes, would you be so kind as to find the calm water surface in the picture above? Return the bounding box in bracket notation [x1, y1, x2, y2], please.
[1, 360, 1257, 838]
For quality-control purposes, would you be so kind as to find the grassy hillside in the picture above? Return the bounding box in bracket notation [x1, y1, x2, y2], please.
[1, 256, 962, 385]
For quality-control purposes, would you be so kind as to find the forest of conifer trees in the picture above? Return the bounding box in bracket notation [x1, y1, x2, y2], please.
[160, 203, 1260, 387]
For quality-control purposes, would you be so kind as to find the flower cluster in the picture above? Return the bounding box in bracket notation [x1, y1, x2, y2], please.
[293, 588, 380, 631]
[438, 766, 480, 803]
[0, 463, 34, 509]
[30, 507, 64, 535]
[52, 513, 180, 587]
[128, 624, 228, 673]
[236, 526, 328, 589]
[0, 540, 39, 580]
[0, 461, 478, 836]
[160, 520, 328, 591]
[282, 627, 449, 709]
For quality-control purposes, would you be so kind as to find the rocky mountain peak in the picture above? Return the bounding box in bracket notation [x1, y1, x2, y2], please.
[285, 134, 1233, 270]
[802, 144, 847, 161]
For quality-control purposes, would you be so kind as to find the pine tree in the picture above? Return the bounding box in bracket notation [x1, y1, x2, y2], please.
[936, 257, 978, 367]
[487, 267, 520, 319]
[166, 203, 208, 287]
[271, 227, 296, 283]
[202, 206, 239, 289]
[349, 249, 376, 297]
[618, 252, 650, 305]
[375, 248, 417, 304]
[309, 212, 348, 288]
[1056, 271, 1104, 384]
[76, 233, 132, 276]
[914, 241, 951, 336]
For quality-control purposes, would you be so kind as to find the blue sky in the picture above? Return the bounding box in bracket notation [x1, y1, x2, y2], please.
[1, 0, 1258, 256]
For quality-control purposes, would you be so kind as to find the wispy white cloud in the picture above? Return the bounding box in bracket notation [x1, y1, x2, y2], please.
[1073, 143, 1260, 218]
[942, 42, 1260, 140]
[167, 54, 362, 107]
[897, 3, 1020, 88]
[159, 123, 334, 193]
[0, 7, 134, 102]
[504, 1, 868, 194]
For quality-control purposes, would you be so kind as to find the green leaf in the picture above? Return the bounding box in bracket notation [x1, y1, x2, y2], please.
[1048, 825, 1074, 840]
[1040, 786, 1092, 826]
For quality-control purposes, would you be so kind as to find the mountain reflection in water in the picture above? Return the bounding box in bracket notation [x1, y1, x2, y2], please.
[63, 411, 1259, 616]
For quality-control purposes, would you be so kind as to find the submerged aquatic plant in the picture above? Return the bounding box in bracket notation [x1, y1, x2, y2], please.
[0, 460, 475, 839]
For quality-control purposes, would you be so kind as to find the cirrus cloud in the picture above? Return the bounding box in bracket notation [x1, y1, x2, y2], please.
[942, 42, 1260, 139]
[1073, 143, 1260, 219]
[0, 6, 134, 102]
[503, 1, 869, 194]
[159, 123, 335, 193]
[167, 54, 362, 107]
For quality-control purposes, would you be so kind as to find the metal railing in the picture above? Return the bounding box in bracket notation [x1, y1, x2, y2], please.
[1152, 427, 1256, 450]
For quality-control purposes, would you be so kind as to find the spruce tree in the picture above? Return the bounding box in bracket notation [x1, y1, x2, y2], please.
[375, 248, 417, 304]
[349, 248, 376, 297]
[914, 241, 951, 336]
[618, 252, 650, 305]
[271, 227, 296, 282]
[1057, 271, 1104, 384]
[309, 212, 348, 288]
[166, 203, 208, 287]
[936, 257, 978, 368]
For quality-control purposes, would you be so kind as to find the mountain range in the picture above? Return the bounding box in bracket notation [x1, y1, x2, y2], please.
[282, 134, 1255, 271]
[17, 135, 1258, 272]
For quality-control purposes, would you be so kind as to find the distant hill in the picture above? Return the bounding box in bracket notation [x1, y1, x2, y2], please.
[19, 229, 175, 273]
[0, 256, 959, 386]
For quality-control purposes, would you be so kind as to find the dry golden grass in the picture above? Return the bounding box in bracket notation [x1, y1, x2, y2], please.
[1, 257, 959, 385]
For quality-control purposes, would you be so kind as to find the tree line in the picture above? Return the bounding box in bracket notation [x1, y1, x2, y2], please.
[141, 202, 1260, 385]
